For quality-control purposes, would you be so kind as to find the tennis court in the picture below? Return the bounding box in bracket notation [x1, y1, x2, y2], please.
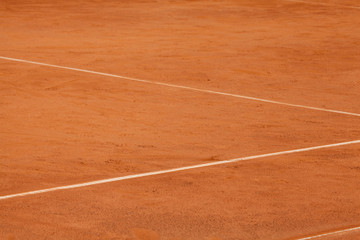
[1, 0, 360, 239]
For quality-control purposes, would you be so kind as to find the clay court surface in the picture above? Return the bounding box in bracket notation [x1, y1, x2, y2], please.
[1, 0, 360, 239]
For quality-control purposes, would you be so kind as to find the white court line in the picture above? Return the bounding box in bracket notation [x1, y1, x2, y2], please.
[285, 0, 360, 10]
[1, 56, 360, 118]
[0, 139, 359, 200]
[296, 226, 360, 239]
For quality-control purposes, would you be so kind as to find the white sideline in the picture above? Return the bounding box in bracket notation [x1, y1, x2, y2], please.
[1, 56, 360, 117]
[1, 139, 359, 200]
[296, 226, 360, 239]
[286, 0, 360, 10]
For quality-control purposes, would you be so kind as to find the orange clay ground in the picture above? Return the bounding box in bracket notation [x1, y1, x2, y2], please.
[0, 0, 360, 239]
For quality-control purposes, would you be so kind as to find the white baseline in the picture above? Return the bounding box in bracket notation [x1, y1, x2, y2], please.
[0, 139, 359, 200]
[296, 225, 360, 239]
[0, 56, 359, 117]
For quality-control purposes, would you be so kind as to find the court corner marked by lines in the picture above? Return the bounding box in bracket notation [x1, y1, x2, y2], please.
[1, 56, 360, 118]
[295, 225, 360, 240]
[1, 139, 359, 201]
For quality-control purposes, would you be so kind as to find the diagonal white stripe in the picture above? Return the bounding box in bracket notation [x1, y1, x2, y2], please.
[0, 139, 359, 200]
[296, 225, 360, 239]
[0, 56, 359, 117]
